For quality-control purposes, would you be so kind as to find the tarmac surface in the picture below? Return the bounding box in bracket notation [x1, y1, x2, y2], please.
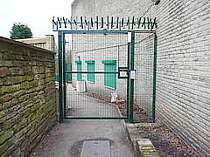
[31, 85, 134, 157]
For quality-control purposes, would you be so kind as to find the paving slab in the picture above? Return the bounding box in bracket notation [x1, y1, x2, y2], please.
[81, 140, 110, 157]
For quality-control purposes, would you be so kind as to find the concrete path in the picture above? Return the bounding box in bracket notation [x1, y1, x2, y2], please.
[31, 85, 134, 157]
[66, 84, 120, 118]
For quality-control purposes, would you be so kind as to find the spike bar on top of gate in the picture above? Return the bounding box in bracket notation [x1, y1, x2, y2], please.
[52, 16, 157, 31]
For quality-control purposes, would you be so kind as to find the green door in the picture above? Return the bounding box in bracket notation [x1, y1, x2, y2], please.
[86, 60, 95, 83]
[76, 61, 82, 81]
[103, 60, 116, 89]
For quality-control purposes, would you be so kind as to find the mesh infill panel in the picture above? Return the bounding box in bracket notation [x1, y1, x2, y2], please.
[65, 33, 128, 118]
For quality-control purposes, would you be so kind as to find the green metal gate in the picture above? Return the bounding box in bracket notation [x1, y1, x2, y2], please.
[53, 16, 157, 123]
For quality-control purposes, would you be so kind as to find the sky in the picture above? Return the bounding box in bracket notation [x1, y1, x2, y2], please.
[0, 0, 74, 38]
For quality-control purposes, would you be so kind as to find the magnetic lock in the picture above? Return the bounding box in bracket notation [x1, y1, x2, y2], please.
[130, 70, 136, 80]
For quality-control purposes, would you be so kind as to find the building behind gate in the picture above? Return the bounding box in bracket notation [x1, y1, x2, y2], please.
[71, 0, 210, 156]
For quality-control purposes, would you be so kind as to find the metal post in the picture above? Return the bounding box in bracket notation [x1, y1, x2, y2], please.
[127, 42, 130, 118]
[152, 32, 157, 123]
[58, 31, 64, 123]
[128, 31, 135, 123]
[62, 32, 67, 118]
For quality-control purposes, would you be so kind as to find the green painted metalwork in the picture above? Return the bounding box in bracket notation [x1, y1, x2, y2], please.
[127, 42, 130, 118]
[69, 63, 72, 81]
[102, 60, 117, 64]
[52, 16, 157, 32]
[65, 116, 127, 119]
[152, 33, 157, 123]
[86, 60, 95, 83]
[128, 31, 135, 123]
[62, 32, 67, 119]
[59, 30, 155, 35]
[61, 30, 129, 35]
[103, 60, 117, 89]
[75, 61, 82, 81]
[85, 60, 95, 64]
[67, 71, 117, 74]
[65, 63, 67, 81]
[65, 63, 72, 82]
[55, 73, 59, 81]
[58, 31, 64, 123]
[56, 28, 156, 122]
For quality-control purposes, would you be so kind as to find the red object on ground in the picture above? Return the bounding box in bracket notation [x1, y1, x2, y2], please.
[116, 99, 126, 105]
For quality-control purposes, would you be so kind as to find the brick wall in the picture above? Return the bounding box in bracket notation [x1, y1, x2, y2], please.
[155, 0, 210, 156]
[71, 0, 210, 156]
[0, 37, 56, 156]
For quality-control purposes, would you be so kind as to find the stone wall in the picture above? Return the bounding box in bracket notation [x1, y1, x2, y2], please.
[71, 0, 210, 156]
[0, 37, 56, 156]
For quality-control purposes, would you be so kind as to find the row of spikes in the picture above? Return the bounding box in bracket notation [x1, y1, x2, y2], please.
[52, 16, 157, 30]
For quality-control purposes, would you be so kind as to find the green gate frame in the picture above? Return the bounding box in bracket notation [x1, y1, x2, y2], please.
[57, 30, 157, 123]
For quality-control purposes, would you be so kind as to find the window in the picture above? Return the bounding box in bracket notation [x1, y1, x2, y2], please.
[75, 61, 82, 81]
[102, 60, 116, 89]
[86, 60, 95, 83]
